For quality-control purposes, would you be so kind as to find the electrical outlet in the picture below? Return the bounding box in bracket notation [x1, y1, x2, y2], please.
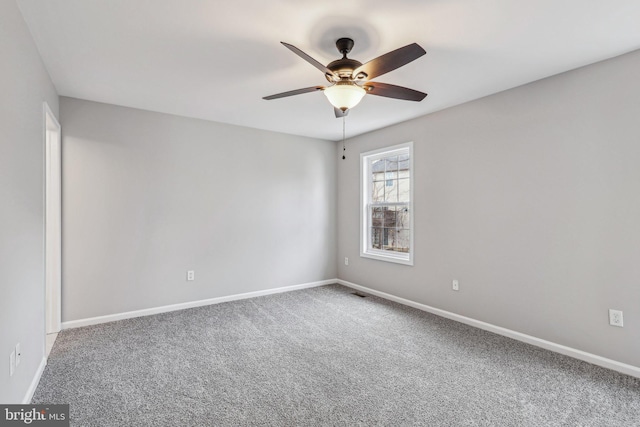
[187, 270, 195, 281]
[344, 257, 349, 266]
[452, 280, 459, 291]
[10, 350, 15, 377]
[15, 343, 21, 367]
[609, 309, 624, 327]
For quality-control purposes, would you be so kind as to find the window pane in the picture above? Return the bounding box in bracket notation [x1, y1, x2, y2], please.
[398, 154, 409, 179]
[372, 159, 385, 176]
[398, 154, 409, 172]
[385, 170, 395, 185]
[396, 229, 410, 252]
[398, 178, 410, 202]
[371, 228, 382, 249]
[371, 207, 384, 228]
[385, 179, 398, 202]
[385, 228, 397, 251]
[386, 156, 398, 171]
[372, 181, 385, 202]
[396, 207, 410, 229]
[383, 207, 396, 227]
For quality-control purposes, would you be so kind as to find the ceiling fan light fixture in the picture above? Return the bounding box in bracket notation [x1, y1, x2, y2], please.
[324, 82, 366, 111]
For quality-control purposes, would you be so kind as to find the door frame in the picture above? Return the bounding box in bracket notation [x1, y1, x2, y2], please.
[44, 102, 61, 337]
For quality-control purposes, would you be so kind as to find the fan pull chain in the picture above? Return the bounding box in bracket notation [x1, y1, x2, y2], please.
[342, 116, 346, 160]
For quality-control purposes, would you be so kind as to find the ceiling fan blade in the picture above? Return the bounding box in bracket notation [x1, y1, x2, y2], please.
[281, 42, 338, 80]
[263, 86, 325, 100]
[364, 82, 427, 101]
[334, 108, 349, 118]
[352, 43, 426, 81]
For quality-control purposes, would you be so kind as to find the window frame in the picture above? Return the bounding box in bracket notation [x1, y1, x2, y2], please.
[360, 141, 414, 266]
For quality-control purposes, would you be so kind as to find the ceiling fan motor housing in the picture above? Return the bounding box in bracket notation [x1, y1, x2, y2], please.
[326, 58, 363, 81]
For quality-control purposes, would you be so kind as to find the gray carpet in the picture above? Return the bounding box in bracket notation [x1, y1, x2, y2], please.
[33, 284, 640, 426]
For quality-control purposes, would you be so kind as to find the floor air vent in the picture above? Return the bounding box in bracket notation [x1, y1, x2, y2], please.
[352, 292, 368, 298]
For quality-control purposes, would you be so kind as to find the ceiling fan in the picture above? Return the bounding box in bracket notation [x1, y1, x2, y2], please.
[263, 38, 428, 117]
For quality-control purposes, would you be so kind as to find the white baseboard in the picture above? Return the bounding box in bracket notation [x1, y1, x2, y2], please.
[337, 279, 640, 379]
[62, 279, 336, 330]
[23, 356, 47, 404]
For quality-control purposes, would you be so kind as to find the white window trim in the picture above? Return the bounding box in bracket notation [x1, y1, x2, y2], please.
[360, 141, 414, 266]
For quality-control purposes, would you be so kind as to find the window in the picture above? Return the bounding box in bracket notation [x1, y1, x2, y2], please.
[360, 142, 413, 265]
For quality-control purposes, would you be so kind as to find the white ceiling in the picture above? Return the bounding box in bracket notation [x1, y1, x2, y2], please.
[17, 0, 640, 141]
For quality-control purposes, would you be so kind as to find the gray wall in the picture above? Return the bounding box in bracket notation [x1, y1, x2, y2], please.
[60, 97, 337, 322]
[337, 49, 640, 367]
[0, 0, 59, 403]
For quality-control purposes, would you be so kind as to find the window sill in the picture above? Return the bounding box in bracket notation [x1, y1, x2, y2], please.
[360, 250, 413, 266]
